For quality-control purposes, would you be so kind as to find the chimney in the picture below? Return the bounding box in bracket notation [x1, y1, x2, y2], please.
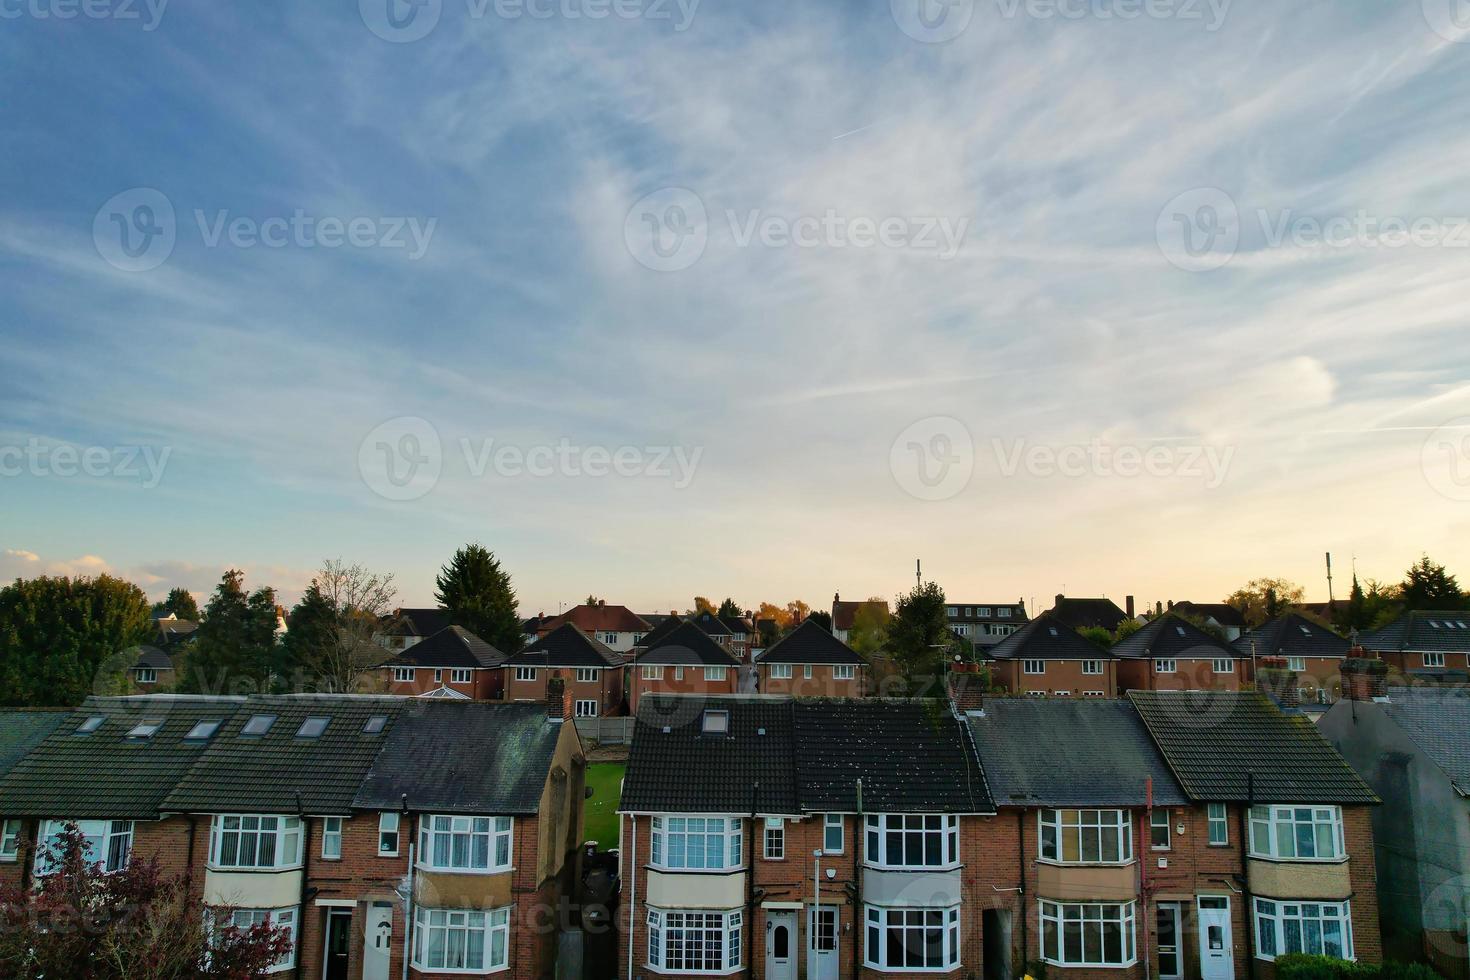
[1166, 599, 1174, 611]
[1055, 593, 1065, 608]
[546, 676, 571, 723]
[1156, 601, 1164, 616]
[1342, 655, 1388, 702]
[1256, 656, 1300, 710]
[1126, 595, 1135, 619]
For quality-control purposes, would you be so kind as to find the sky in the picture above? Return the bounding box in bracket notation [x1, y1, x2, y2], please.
[2, 0, 1469, 619]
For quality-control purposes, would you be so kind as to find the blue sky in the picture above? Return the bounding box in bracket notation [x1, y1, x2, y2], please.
[3, 0, 1469, 617]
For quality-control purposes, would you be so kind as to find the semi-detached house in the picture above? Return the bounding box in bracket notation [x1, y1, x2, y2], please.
[983, 611, 1118, 698]
[629, 621, 741, 713]
[505, 622, 625, 717]
[380, 625, 509, 700]
[1113, 612, 1251, 693]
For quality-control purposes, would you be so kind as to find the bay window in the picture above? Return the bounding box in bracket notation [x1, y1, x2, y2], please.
[1040, 901, 1137, 967]
[1039, 809, 1133, 864]
[37, 819, 133, 874]
[864, 906, 960, 972]
[864, 814, 959, 869]
[223, 907, 297, 972]
[1249, 805, 1343, 860]
[1254, 899, 1352, 961]
[413, 906, 510, 972]
[649, 816, 743, 871]
[646, 908, 742, 973]
[418, 815, 513, 873]
[211, 815, 302, 870]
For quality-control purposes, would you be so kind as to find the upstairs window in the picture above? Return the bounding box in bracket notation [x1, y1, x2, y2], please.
[864, 814, 959, 870]
[601, 632, 618, 645]
[418, 815, 513, 874]
[832, 664, 855, 681]
[641, 665, 663, 680]
[378, 813, 400, 856]
[1249, 806, 1343, 861]
[1039, 809, 1133, 864]
[134, 667, 157, 684]
[450, 668, 472, 684]
[0, 819, 21, 861]
[210, 815, 302, 870]
[1424, 652, 1446, 668]
[1154, 659, 1177, 673]
[515, 666, 537, 682]
[392, 667, 415, 682]
[1023, 660, 1047, 675]
[770, 664, 793, 679]
[650, 816, 742, 872]
[1150, 810, 1171, 850]
[704, 666, 728, 682]
[321, 817, 342, 860]
[1212, 658, 1235, 674]
[824, 814, 844, 854]
[763, 818, 784, 859]
[575, 668, 598, 682]
[1208, 803, 1229, 845]
[37, 820, 133, 874]
[1082, 660, 1104, 675]
[1287, 656, 1307, 672]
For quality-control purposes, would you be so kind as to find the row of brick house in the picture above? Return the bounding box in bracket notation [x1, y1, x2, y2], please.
[617, 674, 1384, 980]
[0, 692, 586, 980]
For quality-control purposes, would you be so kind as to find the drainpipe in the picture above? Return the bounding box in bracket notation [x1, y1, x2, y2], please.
[402, 837, 415, 980]
[747, 781, 758, 979]
[1017, 810, 1027, 969]
[294, 793, 311, 980]
[1142, 780, 1152, 980]
[624, 814, 637, 980]
[1240, 772, 1257, 980]
[853, 779, 863, 972]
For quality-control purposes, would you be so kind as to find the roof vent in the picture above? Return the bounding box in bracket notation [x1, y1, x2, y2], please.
[662, 725, 671, 734]
[241, 714, 276, 737]
[74, 716, 105, 736]
[757, 727, 766, 736]
[297, 717, 330, 739]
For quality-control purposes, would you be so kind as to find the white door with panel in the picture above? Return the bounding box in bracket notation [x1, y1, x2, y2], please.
[765, 910, 797, 980]
[362, 901, 393, 980]
[808, 905, 839, 980]
[1198, 896, 1234, 980]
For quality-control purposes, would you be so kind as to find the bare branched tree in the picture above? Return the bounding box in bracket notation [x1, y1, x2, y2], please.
[286, 559, 397, 693]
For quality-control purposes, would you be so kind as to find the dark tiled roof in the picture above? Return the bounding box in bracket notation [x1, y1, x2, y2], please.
[0, 697, 247, 819]
[636, 622, 740, 667]
[965, 699, 1186, 807]
[691, 612, 732, 636]
[154, 618, 198, 643]
[539, 604, 650, 635]
[794, 700, 992, 813]
[720, 616, 755, 636]
[946, 602, 1028, 624]
[1048, 597, 1128, 632]
[985, 612, 1112, 662]
[508, 624, 620, 668]
[1170, 602, 1248, 629]
[355, 702, 563, 814]
[0, 709, 71, 778]
[1113, 614, 1238, 661]
[758, 620, 864, 666]
[832, 599, 889, 631]
[619, 696, 799, 814]
[1362, 611, 1470, 655]
[389, 608, 451, 637]
[1129, 691, 1377, 805]
[163, 696, 404, 815]
[392, 626, 507, 669]
[634, 617, 683, 649]
[1378, 686, 1470, 793]
[130, 645, 176, 670]
[1235, 613, 1350, 659]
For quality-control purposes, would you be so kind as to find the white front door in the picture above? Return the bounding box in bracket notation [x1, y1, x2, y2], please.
[1198, 896, 1234, 980]
[808, 905, 839, 980]
[765, 910, 797, 980]
[363, 901, 393, 980]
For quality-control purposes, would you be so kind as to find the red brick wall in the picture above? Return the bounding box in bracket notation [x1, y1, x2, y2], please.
[993, 660, 1119, 698]
[628, 669, 738, 713]
[380, 666, 503, 700]
[504, 667, 624, 715]
[1117, 659, 1248, 693]
[758, 666, 866, 698]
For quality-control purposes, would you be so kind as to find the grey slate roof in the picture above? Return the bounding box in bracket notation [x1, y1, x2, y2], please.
[691, 612, 732, 636]
[985, 612, 1112, 661]
[1235, 613, 1350, 659]
[636, 622, 740, 667]
[355, 702, 564, 815]
[507, 623, 620, 668]
[965, 699, 1186, 807]
[1113, 613, 1238, 661]
[758, 620, 864, 666]
[391, 626, 508, 669]
[163, 696, 403, 815]
[130, 645, 176, 670]
[0, 696, 247, 819]
[1129, 691, 1377, 805]
[1362, 610, 1470, 654]
[1378, 686, 1470, 793]
[0, 709, 71, 780]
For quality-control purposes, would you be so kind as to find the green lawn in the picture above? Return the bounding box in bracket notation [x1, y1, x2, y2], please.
[583, 762, 625, 851]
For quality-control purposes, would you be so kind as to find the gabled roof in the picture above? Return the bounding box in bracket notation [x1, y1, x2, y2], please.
[1375, 686, 1470, 794]
[0, 696, 247, 819]
[391, 626, 507, 669]
[946, 602, 1028, 623]
[0, 709, 71, 778]
[720, 616, 755, 636]
[832, 599, 889, 631]
[1048, 596, 1128, 632]
[1112, 613, 1238, 661]
[758, 620, 865, 666]
[130, 645, 177, 670]
[634, 617, 684, 649]
[355, 702, 565, 815]
[1170, 602, 1248, 629]
[163, 696, 404, 815]
[155, 618, 198, 641]
[539, 603, 650, 635]
[690, 612, 732, 636]
[1235, 613, 1350, 659]
[1362, 610, 1470, 654]
[1129, 690, 1377, 805]
[984, 612, 1112, 662]
[508, 623, 620, 668]
[966, 699, 1187, 807]
[636, 622, 740, 667]
[382, 607, 451, 637]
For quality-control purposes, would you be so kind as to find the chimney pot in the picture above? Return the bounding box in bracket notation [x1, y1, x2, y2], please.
[1342, 655, 1388, 702]
[1256, 656, 1301, 710]
[1126, 595, 1135, 618]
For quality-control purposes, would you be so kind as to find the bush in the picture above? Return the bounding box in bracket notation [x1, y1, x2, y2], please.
[1275, 954, 1445, 980]
[1381, 963, 1443, 980]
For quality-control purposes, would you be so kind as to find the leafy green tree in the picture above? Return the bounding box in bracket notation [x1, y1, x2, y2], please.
[1400, 555, 1464, 611]
[151, 587, 200, 621]
[434, 545, 522, 654]
[1224, 577, 1305, 626]
[716, 598, 743, 618]
[806, 609, 833, 631]
[584, 595, 605, 607]
[1114, 618, 1144, 642]
[182, 571, 280, 694]
[0, 574, 151, 706]
[1078, 626, 1115, 649]
[847, 600, 892, 661]
[886, 581, 961, 684]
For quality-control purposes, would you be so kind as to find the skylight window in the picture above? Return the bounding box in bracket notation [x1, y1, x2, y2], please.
[1429, 620, 1441, 628]
[702, 710, 729, 735]
[1298, 625, 1313, 635]
[297, 717, 330, 738]
[185, 720, 221, 741]
[75, 716, 105, 735]
[1175, 626, 1186, 636]
[127, 718, 163, 739]
[241, 714, 276, 737]
[362, 715, 388, 735]
[1048, 627, 1059, 636]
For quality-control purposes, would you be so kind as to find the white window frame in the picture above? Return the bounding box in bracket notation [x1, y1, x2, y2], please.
[223, 906, 298, 973]
[575, 667, 599, 682]
[823, 814, 844, 854]
[450, 668, 473, 684]
[704, 666, 727, 682]
[763, 818, 785, 860]
[412, 905, 510, 973]
[1040, 900, 1137, 967]
[321, 817, 342, 860]
[1038, 809, 1134, 865]
[418, 815, 513, 874]
[1023, 660, 1046, 675]
[649, 816, 743, 872]
[1082, 660, 1104, 675]
[209, 815, 302, 871]
[863, 814, 960, 870]
[0, 819, 20, 861]
[1287, 656, 1307, 672]
[863, 905, 961, 972]
[642, 665, 663, 680]
[646, 907, 742, 974]
[1154, 659, 1176, 673]
[433, 669, 443, 684]
[134, 667, 157, 684]
[1212, 658, 1235, 674]
[515, 666, 537, 682]
[1150, 810, 1171, 850]
[378, 812, 400, 856]
[601, 632, 619, 645]
[832, 664, 855, 680]
[803, 664, 813, 679]
[770, 663, 792, 679]
[1424, 652, 1446, 668]
[1249, 805, 1344, 861]
[1208, 803, 1229, 846]
[575, 699, 599, 718]
[1253, 898, 1353, 962]
[36, 819, 134, 874]
[674, 666, 685, 681]
[392, 666, 415, 683]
